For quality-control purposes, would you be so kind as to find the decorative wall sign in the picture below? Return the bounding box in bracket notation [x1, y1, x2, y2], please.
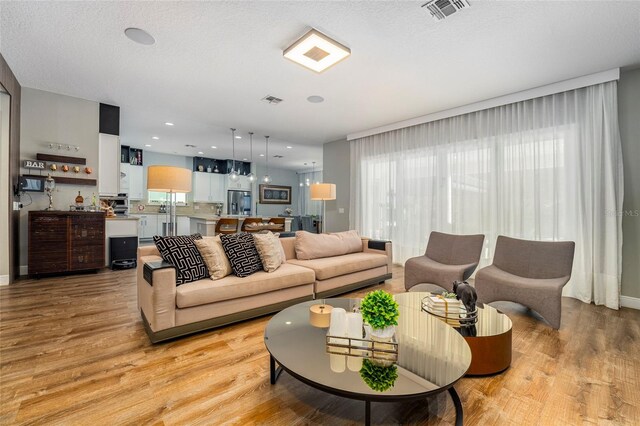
[259, 184, 292, 204]
[23, 160, 46, 169]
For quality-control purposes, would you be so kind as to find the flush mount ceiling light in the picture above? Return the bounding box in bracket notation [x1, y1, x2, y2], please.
[145, 144, 152, 147]
[307, 95, 325, 103]
[164, 122, 174, 126]
[152, 136, 159, 140]
[283, 28, 351, 73]
[124, 28, 155, 45]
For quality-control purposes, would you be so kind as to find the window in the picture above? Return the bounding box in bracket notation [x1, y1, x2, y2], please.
[147, 191, 187, 205]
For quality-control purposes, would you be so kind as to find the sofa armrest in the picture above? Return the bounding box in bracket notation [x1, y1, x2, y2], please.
[137, 254, 177, 333]
[362, 238, 393, 274]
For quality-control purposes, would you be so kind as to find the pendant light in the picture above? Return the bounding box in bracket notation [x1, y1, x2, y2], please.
[262, 135, 271, 183]
[228, 128, 240, 182]
[246, 132, 256, 182]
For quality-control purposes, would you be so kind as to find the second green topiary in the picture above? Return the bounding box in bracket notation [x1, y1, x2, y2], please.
[360, 359, 398, 392]
[360, 290, 399, 330]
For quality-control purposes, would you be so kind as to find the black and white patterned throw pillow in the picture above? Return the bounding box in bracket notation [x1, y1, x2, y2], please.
[220, 233, 263, 278]
[153, 234, 208, 285]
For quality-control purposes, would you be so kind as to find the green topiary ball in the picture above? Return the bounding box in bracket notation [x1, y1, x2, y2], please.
[360, 359, 398, 392]
[360, 290, 399, 330]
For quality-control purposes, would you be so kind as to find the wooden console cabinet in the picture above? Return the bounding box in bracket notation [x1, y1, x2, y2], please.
[28, 211, 106, 276]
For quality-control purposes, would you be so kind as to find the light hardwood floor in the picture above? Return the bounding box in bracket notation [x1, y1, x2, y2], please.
[1, 266, 639, 425]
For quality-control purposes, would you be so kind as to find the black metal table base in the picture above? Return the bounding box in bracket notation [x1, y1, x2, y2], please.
[270, 355, 283, 385]
[270, 355, 463, 425]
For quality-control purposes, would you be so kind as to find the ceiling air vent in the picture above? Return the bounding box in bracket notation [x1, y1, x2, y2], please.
[422, 0, 470, 21]
[185, 144, 197, 148]
[262, 95, 283, 104]
[273, 155, 284, 159]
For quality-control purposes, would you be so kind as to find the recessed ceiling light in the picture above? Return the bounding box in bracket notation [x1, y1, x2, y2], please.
[197, 151, 204, 155]
[235, 136, 242, 139]
[307, 95, 324, 103]
[152, 136, 159, 140]
[286, 146, 293, 149]
[259, 154, 265, 157]
[283, 28, 350, 73]
[145, 144, 152, 147]
[124, 28, 155, 45]
[211, 146, 217, 149]
[164, 122, 174, 126]
[242, 158, 248, 161]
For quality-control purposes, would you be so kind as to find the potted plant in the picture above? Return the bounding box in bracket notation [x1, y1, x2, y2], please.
[360, 290, 399, 339]
[359, 358, 398, 392]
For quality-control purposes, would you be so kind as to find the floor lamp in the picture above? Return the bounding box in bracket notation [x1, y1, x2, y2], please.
[310, 183, 336, 233]
[147, 166, 192, 236]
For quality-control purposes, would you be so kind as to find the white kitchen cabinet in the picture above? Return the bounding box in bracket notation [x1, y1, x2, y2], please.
[134, 214, 158, 240]
[128, 165, 144, 200]
[177, 216, 190, 236]
[193, 172, 226, 203]
[227, 175, 252, 191]
[210, 174, 226, 202]
[120, 163, 130, 193]
[193, 172, 211, 202]
[98, 133, 120, 196]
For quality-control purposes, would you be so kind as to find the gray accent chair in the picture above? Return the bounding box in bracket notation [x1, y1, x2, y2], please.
[474, 235, 575, 329]
[404, 231, 485, 292]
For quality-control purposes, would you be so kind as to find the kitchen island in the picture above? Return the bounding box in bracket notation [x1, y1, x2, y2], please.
[189, 216, 293, 236]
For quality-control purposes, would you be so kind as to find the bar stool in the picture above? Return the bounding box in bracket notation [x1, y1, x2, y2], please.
[215, 218, 239, 235]
[241, 217, 264, 233]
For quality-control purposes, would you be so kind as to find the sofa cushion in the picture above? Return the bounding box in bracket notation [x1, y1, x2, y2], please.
[288, 252, 388, 281]
[294, 230, 362, 260]
[153, 234, 208, 285]
[176, 263, 316, 308]
[194, 236, 232, 280]
[253, 232, 284, 272]
[220, 233, 263, 278]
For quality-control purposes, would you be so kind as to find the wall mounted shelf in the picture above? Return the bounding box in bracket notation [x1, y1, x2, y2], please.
[24, 174, 96, 186]
[36, 153, 86, 165]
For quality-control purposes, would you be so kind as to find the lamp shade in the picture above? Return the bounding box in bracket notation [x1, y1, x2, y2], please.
[147, 166, 192, 193]
[310, 183, 336, 200]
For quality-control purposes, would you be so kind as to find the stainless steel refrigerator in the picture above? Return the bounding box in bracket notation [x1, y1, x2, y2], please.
[227, 190, 252, 215]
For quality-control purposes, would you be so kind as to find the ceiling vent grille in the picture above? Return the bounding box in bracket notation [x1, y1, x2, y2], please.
[273, 155, 284, 159]
[262, 95, 283, 104]
[422, 0, 470, 21]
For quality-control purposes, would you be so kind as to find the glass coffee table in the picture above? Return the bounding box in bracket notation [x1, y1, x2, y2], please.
[264, 294, 471, 425]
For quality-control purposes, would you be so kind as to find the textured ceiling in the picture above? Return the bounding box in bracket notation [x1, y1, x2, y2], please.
[2, 1, 640, 170]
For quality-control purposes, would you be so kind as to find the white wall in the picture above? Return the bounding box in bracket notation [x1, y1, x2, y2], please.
[253, 163, 299, 218]
[19, 88, 99, 270]
[322, 139, 351, 232]
[619, 68, 640, 299]
[0, 89, 10, 282]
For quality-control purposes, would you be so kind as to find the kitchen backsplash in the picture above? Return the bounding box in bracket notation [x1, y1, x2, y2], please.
[129, 201, 222, 216]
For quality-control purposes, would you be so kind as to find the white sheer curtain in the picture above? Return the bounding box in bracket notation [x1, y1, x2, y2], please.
[351, 81, 623, 309]
[297, 170, 323, 215]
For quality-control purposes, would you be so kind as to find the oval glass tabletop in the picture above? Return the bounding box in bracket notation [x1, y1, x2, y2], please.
[264, 295, 471, 401]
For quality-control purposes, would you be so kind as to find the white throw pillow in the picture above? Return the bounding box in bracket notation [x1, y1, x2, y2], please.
[194, 236, 232, 280]
[253, 232, 284, 272]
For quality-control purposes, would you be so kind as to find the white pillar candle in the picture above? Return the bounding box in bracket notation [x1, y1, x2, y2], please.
[346, 312, 363, 339]
[329, 308, 347, 340]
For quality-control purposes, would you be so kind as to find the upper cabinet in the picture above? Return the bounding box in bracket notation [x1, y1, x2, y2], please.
[128, 165, 144, 200]
[193, 172, 225, 202]
[98, 133, 120, 196]
[227, 175, 252, 191]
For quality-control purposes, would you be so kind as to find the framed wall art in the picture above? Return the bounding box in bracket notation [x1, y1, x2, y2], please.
[259, 184, 292, 204]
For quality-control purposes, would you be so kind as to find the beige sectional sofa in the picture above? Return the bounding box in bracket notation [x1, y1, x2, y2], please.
[138, 235, 392, 343]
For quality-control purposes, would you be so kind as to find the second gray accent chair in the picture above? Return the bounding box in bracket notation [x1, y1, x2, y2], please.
[474, 235, 575, 329]
[404, 231, 485, 292]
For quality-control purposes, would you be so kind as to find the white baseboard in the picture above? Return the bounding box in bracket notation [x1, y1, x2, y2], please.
[0, 275, 8, 285]
[20, 265, 28, 276]
[620, 295, 640, 310]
